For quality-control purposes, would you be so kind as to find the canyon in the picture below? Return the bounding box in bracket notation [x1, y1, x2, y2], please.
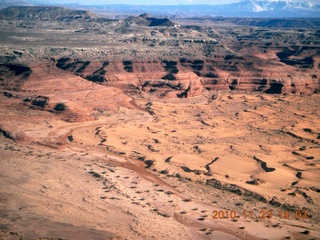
[0, 6, 319, 240]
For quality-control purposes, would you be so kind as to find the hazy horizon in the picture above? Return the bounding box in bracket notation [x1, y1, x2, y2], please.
[29, 0, 319, 6]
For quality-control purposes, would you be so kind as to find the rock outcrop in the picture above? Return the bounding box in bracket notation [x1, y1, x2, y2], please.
[0, 61, 132, 122]
[55, 56, 320, 97]
[0, 6, 97, 21]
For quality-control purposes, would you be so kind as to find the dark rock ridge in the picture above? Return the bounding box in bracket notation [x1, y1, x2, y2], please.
[0, 6, 97, 21]
[0, 64, 32, 91]
[127, 13, 176, 27]
[115, 14, 176, 33]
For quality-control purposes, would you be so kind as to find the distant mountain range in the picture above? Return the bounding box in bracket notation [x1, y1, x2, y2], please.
[0, 0, 30, 8]
[102, 1, 320, 18]
[214, 0, 320, 17]
[225, 0, 315, 13]
[0, 0, 319, 18]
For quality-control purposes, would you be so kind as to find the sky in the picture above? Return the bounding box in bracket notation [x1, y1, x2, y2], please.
[32, 0, 240, 4]
[31, 0, 319, 5]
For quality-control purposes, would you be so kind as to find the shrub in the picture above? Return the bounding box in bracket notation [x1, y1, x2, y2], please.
[54, 103, 67, 111]
[31, 96, 48, 107]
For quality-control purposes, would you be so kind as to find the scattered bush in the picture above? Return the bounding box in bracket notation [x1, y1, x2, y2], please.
[54, 102, 67, 111]
[31, 96, 48, 107]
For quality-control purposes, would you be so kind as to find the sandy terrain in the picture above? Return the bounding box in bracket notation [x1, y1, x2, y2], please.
[1, 82, 319, 239]
[0, 6, 320, 240]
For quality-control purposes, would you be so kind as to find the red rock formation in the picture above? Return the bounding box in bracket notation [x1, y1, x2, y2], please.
[55, 56, 319, 97]
[56, 58, 205, 98]
[0, 61, 133, 122]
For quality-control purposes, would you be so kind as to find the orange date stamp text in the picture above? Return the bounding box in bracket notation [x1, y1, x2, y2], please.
[212, 209, 308, 220]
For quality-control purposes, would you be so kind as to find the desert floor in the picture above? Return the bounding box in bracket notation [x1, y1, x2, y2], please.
[0, 91, 319, 240]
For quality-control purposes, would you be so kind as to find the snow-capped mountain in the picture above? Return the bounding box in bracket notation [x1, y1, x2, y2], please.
[210, 0, 320, 17]
[228, 0, 316, 13]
